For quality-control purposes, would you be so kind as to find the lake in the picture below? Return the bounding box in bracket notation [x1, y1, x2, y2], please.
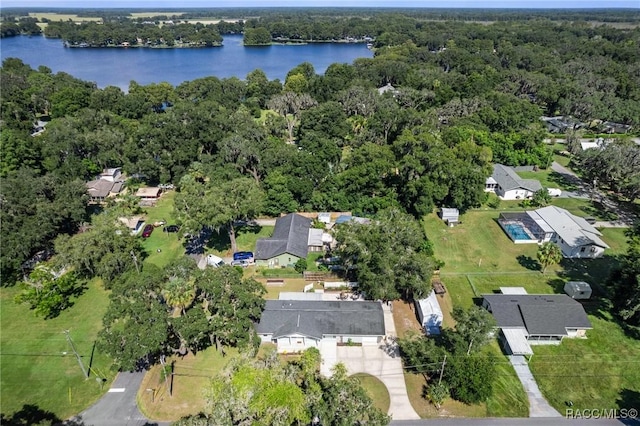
[0, 34, 373, 90]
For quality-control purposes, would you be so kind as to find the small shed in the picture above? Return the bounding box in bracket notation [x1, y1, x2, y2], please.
[317, 212, 331, 224]
[564, 281, 592, 300]
[415, 290, 443, 335]
[439, 208, 460, 226]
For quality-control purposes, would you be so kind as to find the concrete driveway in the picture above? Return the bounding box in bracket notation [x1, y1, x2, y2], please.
[336, 344, 420, 421]
[509, 356, 561, 418]
[321, 302, 420, 421]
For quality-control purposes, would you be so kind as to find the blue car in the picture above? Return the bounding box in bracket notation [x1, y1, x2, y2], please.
[233, 251, 254, 261]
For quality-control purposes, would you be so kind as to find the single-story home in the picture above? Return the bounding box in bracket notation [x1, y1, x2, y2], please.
[439, 208, 459, 226]
[536, 206, 609, 258]
[485, 164, 542, 200]
[255, 213, 312, 268]
[135, 187, 162, 201]
[118, 215, 145, 235]
[498, 206, 609, 258]
[86, 167, 125, 204]
[415, 290, 444, 335]
[482, 293, 592, 355]
[255, 300, 385, 353]
[564, 281, 592, 300]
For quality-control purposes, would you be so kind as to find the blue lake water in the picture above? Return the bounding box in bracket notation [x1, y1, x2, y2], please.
[0, 34, 372, 90]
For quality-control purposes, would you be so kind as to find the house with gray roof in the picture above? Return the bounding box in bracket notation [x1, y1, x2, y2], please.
[482, 293, 592, 356]
[255, 300, 385, 353]
[86, 167, 125, 204]
[486, 164, 542, 200]
[255, 213, 312, 267]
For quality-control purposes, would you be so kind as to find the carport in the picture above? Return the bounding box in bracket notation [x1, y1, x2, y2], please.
[502, 328, 533, 356]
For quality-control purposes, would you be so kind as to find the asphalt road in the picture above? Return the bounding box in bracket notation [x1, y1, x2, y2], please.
[73, 371, 169, 426]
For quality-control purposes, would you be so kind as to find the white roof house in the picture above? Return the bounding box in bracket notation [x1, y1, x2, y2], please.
[535, 206, 609, 258]
[415, 290, 444, 335]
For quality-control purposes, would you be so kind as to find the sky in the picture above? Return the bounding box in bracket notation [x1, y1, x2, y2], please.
[1, 0, 638, 8]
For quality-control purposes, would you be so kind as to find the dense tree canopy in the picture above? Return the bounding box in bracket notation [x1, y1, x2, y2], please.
[334, 208, 437, 301]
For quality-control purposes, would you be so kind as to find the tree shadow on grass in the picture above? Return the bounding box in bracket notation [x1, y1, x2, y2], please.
[559, 256, 621, 287]
[578, 201, 619, 221]
[517, 255, 541, 271]
[204, 224, 264, 253]
[616, 389, 640, 424]
[0, 404, 86, 426]
[548, 171, 580, 192]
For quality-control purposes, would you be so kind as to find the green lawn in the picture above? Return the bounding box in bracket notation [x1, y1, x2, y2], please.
[517, 169, 579, 192]
[139, 191, 185, 268]
[0, 279, 115, 419]
[424, 211, 552, 274]
[352, 373, 391, 414]
[484, 342, 529, 417]
[530, 312, 640, 413]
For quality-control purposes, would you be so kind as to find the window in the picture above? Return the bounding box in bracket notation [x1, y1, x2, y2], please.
[580, 247, 586, 252]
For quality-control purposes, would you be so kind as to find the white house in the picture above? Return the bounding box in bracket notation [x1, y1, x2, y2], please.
[255, 300, 385, 353]
[498, 206, 609, 259]
[535, 206, 609, 258]
[486, 164, 542, 200]
[415, 290, 444, 335]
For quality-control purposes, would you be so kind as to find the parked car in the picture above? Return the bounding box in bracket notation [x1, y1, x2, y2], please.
[547, 188, 562, 197]
[207, 254, 225, 268]
[142, 224, 154, 238]
[231, 259, 250, 268]
[163, 225, 180, 233]
[233, 251, 254, 261]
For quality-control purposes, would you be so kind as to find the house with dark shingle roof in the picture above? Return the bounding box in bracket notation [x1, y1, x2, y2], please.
[255, 213, 312, 267]
[485, 164, 542, 200]
[255, 300, 385, 353]
[482, 293, 592, 356]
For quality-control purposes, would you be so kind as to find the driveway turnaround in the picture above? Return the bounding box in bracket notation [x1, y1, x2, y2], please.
[509, 355, 562, 417]
[75, 371, 168, 426]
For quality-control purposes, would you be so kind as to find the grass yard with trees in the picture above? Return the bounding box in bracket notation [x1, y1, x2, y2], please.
[0, 279, 115, 419]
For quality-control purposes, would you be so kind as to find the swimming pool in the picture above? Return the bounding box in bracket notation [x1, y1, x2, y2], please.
[503, 223, 532, 241]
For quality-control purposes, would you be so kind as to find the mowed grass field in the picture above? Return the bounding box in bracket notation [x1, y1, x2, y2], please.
[530, 312, 640, 413]
[0, 279, 115, 419]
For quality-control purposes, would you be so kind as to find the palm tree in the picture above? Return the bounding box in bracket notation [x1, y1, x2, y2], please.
[537, 242, 563, 274]
[161, 278, 195, 317]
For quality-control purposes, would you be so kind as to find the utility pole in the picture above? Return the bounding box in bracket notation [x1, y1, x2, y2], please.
[64, 330, 88, 379]
[438, 354, 447, 386]
[130, 250, 140, 274]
